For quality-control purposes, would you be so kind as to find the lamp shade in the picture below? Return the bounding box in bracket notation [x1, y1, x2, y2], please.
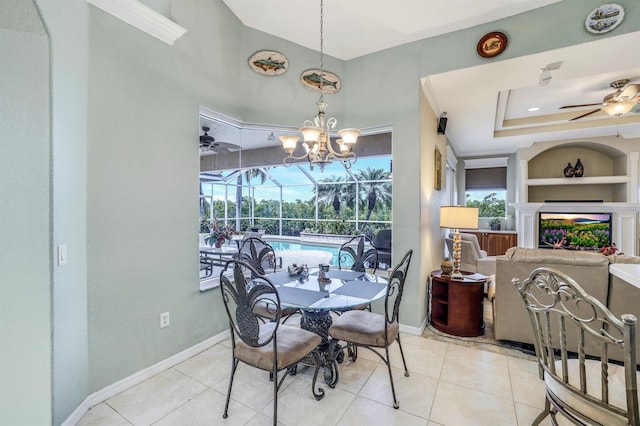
[338, 128, 361, 145]
[440, 206, 479, 229]
[300, 126, 323, 143]
[279, 135, 299, 153]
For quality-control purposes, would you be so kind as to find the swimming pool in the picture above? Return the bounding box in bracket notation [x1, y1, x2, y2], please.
[267, 240, 341, 266]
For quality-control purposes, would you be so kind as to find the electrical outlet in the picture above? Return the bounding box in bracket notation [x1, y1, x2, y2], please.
[160, 312, 170, 328]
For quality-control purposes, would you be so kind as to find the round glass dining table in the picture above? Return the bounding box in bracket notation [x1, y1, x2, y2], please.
[262, 268, 389, 387]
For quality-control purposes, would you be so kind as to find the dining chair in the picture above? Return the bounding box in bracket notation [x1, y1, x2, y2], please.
[335, 235, 380, 313]
[219, 260, 324, 425]
[338, 235, 379, 273]
[329, 249, 413, 409]
[238, 237, 279, 275]
[237, 237, 297, 323]
[513, 267, 639, 425]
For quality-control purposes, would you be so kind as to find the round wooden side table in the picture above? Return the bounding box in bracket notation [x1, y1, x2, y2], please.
[430, 270, 486, 337]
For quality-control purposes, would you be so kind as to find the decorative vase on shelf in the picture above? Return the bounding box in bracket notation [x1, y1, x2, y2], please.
[563, 162, 575, 177]
[574, 158, 584, 177]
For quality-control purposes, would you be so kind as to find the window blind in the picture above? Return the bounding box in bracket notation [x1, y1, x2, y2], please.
[465, 167, 507, 190]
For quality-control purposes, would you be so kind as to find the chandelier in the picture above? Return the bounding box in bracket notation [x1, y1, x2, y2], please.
[279, 0, 361, 171]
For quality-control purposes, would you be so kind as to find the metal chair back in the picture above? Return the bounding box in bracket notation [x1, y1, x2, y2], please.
[338, 235, 378, 273]
[513, 267, 639, 425]
[220, 260, 281, 346]
[385, 249, 412, 327]
[238, 237, 277, 277]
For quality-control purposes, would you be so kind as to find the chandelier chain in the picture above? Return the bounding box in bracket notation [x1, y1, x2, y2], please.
[319, 0, 324, 102]
[278, 0, 360, 171]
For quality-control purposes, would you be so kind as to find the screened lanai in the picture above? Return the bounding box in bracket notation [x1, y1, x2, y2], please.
[199, 154, 392, 240]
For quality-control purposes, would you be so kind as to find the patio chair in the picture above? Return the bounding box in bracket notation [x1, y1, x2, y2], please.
[238, 237, 295, 322]
[374, 229, 392, 267]
[329, 249, 413, 409]
[219, 260, 324, 425]
[513, 267, 640, 425]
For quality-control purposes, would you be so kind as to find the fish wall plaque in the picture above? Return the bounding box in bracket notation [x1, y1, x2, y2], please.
[300, 69, 341, 94]
[248, 50, 288, 76]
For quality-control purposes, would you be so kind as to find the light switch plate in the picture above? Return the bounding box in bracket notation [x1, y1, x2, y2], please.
[57, 245, 68, 266]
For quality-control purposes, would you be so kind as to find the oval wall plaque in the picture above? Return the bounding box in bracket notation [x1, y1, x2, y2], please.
[300, 69, 341, 94]
[476, 32, 508, 58]
[248, 50, 288, 76]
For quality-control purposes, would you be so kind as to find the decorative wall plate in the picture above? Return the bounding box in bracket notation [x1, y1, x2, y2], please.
[248, 50, 288, 76]
[585, 3, 624, 34]
[476, 31, 508, 58]
[300, 69, 341, 94]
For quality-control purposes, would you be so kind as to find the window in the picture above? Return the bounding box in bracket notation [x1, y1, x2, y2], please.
[464, 163, 507, 218]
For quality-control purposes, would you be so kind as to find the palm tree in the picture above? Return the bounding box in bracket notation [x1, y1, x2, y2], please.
[235, 168, 267, 231]
[357, 167, 392, 221]
[316, 176, 354, 217]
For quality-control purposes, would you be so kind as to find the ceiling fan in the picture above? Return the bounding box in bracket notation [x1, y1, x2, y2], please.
[199, 126, 241, 155]
[560, 79, 640, 121]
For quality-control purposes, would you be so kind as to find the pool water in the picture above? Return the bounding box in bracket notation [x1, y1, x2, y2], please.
[267, 241, 341, 266]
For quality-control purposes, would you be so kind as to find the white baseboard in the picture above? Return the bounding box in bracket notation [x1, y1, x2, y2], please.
[399, 316, 428, 336]
[63, 316, 428, 425]
[62, 330, 230, 426]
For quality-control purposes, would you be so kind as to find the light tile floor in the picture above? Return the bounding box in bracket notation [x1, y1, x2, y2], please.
[75, 324, 569, 425]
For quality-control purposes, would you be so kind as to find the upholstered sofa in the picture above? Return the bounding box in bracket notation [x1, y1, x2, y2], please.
[494, 247, 640, 360]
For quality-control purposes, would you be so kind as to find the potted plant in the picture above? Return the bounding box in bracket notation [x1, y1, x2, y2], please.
[204, 219, 234, 248]
[490, 218, 502, 231]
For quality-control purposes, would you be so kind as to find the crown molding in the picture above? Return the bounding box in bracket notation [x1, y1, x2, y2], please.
[87, 0, 187, 46]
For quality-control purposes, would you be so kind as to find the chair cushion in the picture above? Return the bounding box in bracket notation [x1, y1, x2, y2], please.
[329, 310, 399, 347]
[545, 359, 638, 426]
[234, 323, 321, 371]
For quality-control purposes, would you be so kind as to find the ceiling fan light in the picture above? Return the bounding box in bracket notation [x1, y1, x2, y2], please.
[603, 100, 636, 116]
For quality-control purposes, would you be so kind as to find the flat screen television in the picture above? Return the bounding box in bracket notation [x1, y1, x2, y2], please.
[538, 212, 612, 250]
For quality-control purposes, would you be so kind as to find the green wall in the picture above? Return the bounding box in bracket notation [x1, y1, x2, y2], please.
[0, 2, 52, 424]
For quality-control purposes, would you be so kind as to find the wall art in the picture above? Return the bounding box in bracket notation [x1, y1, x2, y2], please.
[300, 69, 341, 94]
[248, 50, 288, 76]
[585, 3, 624, 34]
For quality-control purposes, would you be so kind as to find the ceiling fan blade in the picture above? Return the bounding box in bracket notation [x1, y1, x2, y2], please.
[213, 141, 241, 150]
[569, 108, 601, 121]
[211, 146, 231, 155]
[560, 103, 602, 109]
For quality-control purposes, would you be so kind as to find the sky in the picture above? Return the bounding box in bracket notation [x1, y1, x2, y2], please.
[202, 155, 391, 202]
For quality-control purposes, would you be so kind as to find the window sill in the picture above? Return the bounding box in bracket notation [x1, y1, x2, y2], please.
[199, 270, 234, 292]
[199, 277, 220, 292]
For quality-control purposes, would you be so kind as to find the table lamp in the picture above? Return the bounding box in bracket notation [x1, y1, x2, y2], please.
[440, 206, 479, 279]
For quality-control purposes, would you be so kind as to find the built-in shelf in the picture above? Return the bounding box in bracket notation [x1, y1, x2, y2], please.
[514, 144, 639, 255]
[526, 176, 630, 186]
